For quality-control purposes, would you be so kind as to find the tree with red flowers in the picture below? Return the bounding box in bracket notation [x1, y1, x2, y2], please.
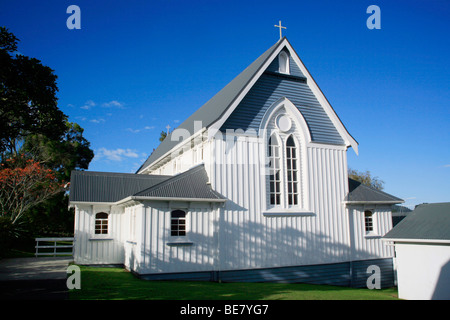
[0, 155, 68, 225]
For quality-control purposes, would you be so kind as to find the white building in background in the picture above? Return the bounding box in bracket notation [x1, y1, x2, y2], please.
[384, 202, 450, 299]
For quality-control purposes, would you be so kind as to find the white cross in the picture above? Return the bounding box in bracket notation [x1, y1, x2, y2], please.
[274, 20, 286, 40]
[166, 124, 171, 134]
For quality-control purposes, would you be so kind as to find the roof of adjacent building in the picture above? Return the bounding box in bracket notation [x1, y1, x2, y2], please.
[384, 202, 450, 242]
[69, 164, 226, 204]
[344, 178, 404, 204]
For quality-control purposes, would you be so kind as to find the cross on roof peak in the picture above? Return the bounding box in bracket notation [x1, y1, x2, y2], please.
[274, 20, 286, 40]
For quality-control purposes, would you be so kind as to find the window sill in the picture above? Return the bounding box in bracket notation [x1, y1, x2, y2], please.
[89, 237, 114, 241]
[364, 233, 381, 239]
[263, 209, 315, 217]
[166, 241, 194, 246]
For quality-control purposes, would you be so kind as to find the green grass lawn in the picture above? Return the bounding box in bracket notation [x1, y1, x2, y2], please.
[69, 265, 400, 300]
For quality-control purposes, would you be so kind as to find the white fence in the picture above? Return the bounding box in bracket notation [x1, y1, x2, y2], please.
[35, 237, 74, 257]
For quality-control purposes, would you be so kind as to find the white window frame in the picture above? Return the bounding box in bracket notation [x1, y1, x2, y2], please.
[267, 133, 301, 210]
[170, 209, 187, 237]
[268, 134, 282, 207]
[285, 135, 299, 207]
[278, 51, 290, 74]
[94, 212, 109, 235]
[260, 98, 312, 216]
[364, 210, 377, 235]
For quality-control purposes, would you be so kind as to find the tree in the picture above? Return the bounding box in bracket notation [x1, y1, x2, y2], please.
[22, 122, 94, 181]
[348, 168, 384, 191]
[0, 155, 67, 225]
[0, 28, 94, 246]
[0, 26, 67, 156]
[159, 130, 167, 142]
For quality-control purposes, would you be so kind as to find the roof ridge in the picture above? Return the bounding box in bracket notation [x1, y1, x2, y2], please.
[346, 178, 403, 203]
[71, 170, 171, 178]
[350, 178, 401, 199]
[133, 164, 206, 197]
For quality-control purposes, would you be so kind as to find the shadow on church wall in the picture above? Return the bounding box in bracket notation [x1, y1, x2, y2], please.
[128, 198, 395, 288]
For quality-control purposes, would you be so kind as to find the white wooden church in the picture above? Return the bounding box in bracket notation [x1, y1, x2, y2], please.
[69, 36, 403, 287]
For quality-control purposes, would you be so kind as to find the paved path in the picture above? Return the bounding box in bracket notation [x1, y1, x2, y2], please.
[0, 257, 73, 300]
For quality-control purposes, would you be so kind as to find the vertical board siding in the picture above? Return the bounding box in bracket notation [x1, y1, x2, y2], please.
[138, 203, 218, 274]
[348, 205, 395, 260]
[74, 206, 124, 265]
[211, 137, 353, 271]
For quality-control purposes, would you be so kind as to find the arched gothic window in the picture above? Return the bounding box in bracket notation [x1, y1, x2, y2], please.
[267, 132, 301, 209]
[286, 135, 299, 206]
[268, 135, 281, 206]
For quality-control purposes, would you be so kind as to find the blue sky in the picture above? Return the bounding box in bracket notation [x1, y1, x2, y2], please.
[1, 0, 449, 208]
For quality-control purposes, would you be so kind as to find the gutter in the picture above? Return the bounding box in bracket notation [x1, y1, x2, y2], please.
[343, 200, 404, 205]
[382, 238, 450, 245]
[114, 195, 227, 206]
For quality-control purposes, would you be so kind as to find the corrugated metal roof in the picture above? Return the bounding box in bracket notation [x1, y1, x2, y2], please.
[384, 202, 450, 241]
[69, 171, 171, 203]
[69, 165, 225, 204]
[345, 178, 404, 204]
[135, 164, 226, 200]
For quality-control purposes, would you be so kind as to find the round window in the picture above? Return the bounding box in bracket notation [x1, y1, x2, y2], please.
[276, 114, 292, 132]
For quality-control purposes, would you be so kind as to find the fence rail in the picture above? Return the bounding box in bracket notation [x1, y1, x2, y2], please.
[35, 237, 74, 257]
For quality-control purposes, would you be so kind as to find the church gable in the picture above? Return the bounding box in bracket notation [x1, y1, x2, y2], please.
[137, 37, 358, 174]
[220, 45, 345, 146]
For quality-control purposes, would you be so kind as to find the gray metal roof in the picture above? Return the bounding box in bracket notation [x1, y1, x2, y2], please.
[345, 178, 404, 204]
[69, 171, 171, 203]
[384, 202, 450, 241]
[135, 164, 226, 200]
[69, 164, 225, 204]
[136, 39, 283, 173]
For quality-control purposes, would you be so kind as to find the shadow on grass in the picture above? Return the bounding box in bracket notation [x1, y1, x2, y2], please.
[69, 266, 399, 300]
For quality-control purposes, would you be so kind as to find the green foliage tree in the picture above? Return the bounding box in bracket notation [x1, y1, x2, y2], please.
[0, 27, 94, 252]
[159, 130, 167, 142]
[0, 26, 67, 156]
[348, 168, 384, 191]
[22, 122, 94, 181]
